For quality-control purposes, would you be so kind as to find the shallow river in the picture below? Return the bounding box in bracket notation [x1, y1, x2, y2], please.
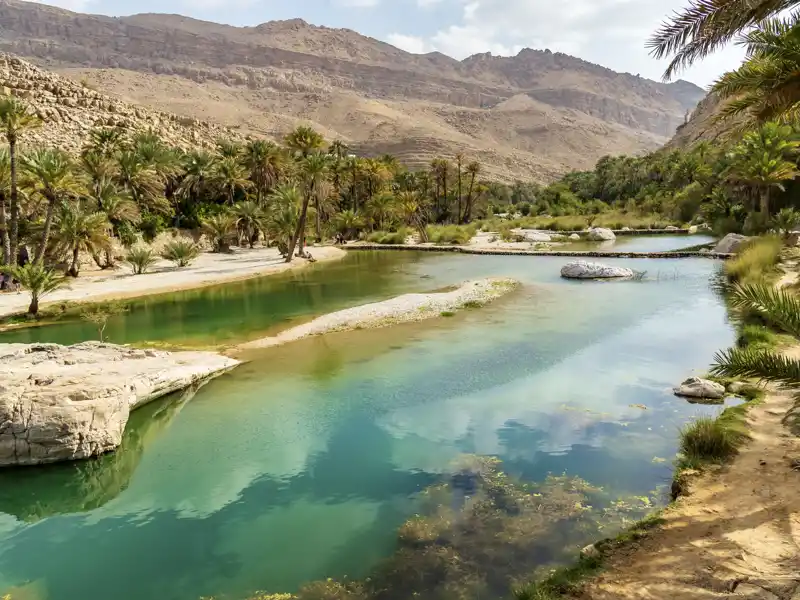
[0, 236, 736, 600]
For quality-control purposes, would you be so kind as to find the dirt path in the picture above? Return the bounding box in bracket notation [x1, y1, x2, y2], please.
[578, 391, 800, 600]
[0, 246, 345, 318]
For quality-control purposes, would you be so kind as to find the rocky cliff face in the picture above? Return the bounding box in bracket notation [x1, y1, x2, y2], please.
[0, 0, 706, 181]
[0, 53, 239, 153]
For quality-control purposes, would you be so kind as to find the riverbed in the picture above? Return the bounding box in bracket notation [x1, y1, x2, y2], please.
[0, 236, 737, 600]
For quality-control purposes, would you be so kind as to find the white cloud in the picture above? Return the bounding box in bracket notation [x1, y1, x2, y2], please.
[386, 0, 746, 86]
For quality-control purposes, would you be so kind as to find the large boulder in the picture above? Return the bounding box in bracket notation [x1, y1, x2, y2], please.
[673, 377, 725, 400]
[0, 342, 238, 467]
[517, 229, 552, 243]
[587, 228, 616, 241]
[568, 233, 581, 241]
[713, 233, 750, 254]
[561, 260, 635, 279]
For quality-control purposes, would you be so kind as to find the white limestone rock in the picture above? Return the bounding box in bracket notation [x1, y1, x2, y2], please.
[673, 377, 726, 400]
[560, 261, 635, 279]
[587, 228, 616, 241]
[713, 233, 750, 254]
[0, 342, 238, 467]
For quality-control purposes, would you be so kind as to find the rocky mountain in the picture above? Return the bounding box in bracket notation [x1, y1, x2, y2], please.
[0, 53, 240, 153]
[0, 0, 706, 181]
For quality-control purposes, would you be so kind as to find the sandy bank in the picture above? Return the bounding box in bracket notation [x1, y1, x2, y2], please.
[0, 246, 345, 318]
[235, 277, 519, 351]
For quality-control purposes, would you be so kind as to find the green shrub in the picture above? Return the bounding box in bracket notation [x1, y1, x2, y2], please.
[678, 413, 747, 467]
[139, 213, 166, 243]
[518, 202, 532, 216]
[365, 228, 408, 244]
[737, 323, 779, 349]
[125, 247, 158, 275]
[426, 224, 478, 244]
[724, 235, 782, 284]
[161, 239, 201, 267]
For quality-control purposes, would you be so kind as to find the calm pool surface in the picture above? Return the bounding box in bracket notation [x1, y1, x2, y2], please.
[0, 239, 735, 600]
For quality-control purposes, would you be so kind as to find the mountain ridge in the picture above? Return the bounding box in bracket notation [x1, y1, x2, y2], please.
[0, 0, 706, 182]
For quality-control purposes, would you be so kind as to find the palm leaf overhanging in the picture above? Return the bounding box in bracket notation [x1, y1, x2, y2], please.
[711, 12, 800, 128]
[712, 282, 800, 389]
[647, 0, 798, 80]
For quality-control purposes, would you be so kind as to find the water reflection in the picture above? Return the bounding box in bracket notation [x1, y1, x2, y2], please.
[0, 385, 201, 521]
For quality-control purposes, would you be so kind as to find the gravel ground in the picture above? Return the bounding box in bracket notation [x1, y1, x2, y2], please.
[236, 277, 519, 351]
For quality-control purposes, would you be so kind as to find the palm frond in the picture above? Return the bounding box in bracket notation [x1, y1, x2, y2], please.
[712, 346, 800, 387]
[729, 281, 800, 336]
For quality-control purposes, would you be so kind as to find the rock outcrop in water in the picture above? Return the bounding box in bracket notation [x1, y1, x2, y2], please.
[0, 342, 238, 467]
[713, 233, 750, 254]
[673, 377, 726, 400]
[560, 261, 635, 279]
[587, 228, 616, 241]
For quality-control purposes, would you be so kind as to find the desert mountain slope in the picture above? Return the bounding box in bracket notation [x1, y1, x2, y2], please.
[0, 53, 239, 152]
[0, 0, 706, 182]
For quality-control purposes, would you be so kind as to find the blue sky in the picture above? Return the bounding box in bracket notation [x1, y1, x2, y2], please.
[30, 0, 746, 87]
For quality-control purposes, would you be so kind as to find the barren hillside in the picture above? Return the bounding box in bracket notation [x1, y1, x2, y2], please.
[0, 0, 706, 182]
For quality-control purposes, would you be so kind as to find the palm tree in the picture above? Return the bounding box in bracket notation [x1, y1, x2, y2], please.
[463, 161, 481, 223]
[286, 153, 328, 261]
[366, 192, 397, 231]
[346, 155, 361, 211]
[332, 209, 364, 241]
[21, 148, 84, 264]
[243, 140, 285, 203]
[85, 127, 127, 158]
[727, 122, 800, 216]
[0, 149, 10, 265]
[212, 156, 251, 206]
[115, 150, 168, 214]
[396, 190, 428, 241]
[202, 213, 238, 253]
[216, 139, 243, 160]
[50, 202, 112, 276]
[772, 207, 800, 235]
[711, 14, 800, 127]
[5, 262, 66, 316]
[646, 0, 797, 80]
[233, 200, 264, 248]
[284, 125, 325, 158]
[711, 282, 800, 395]
[0, 96, 41, 263]
[267, 184, 302, 257]
[89, 178, 139, 267]
[455, 153, 464, 225]
[179, 150, 217, 202]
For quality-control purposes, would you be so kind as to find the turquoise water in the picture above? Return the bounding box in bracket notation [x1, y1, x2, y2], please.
[0, 241, 736, 600]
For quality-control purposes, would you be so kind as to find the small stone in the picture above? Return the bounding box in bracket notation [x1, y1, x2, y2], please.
[580, 544, 600, 559]
[561, 260, 634, 279]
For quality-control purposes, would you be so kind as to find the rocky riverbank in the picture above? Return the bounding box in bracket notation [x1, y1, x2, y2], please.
[0, 342, 238, 467]
[235, 278, 519, 351]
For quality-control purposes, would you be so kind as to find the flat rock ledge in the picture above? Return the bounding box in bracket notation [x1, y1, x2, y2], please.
[0, 342, 239, 467]
[238, 278, 519, 351]
[561, 261, 635, 279]
[673, 377, 726, 400]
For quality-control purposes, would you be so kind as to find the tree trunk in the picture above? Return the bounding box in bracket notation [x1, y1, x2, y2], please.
[286, 196, 311, 263]
[761, 188, 770, 216]
[456, 161, 462, 225]
[464, 174, 476, 223]
[68, 247, 80, 277]
[9, 136, 19, 262]
[34, 196, 57, 265]
[352, 166, 358, 212]
[315, 196, 322, 242]
[0, 191, 10, 266]
[29, 293, 39, 316]
[442, 174, 448, 223]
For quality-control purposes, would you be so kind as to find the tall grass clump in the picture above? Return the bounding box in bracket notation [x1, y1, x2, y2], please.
[365, 228, 408, 244]
[426, 224, 477, 244]
[160, 239, 201, 267]
[678, 409, 749, 469]
[724, 235, 782, 284]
